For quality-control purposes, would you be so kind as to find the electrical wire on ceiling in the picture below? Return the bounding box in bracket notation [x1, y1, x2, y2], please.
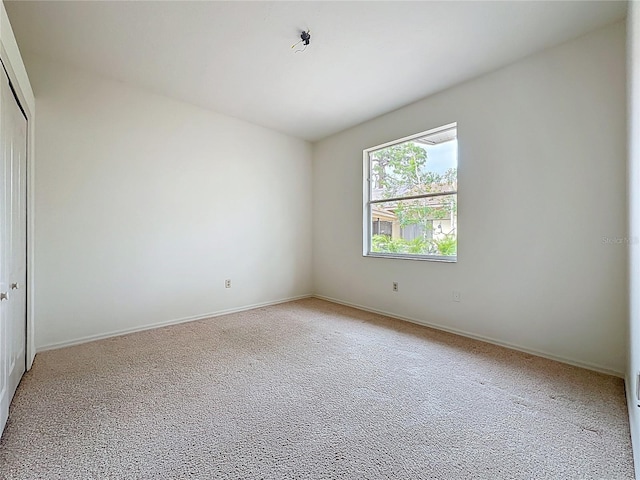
[291, 29, 311, 53]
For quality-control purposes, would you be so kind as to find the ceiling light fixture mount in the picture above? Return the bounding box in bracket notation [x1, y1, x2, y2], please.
[291, 29, 311, 53]
[300, 30, 311, 46]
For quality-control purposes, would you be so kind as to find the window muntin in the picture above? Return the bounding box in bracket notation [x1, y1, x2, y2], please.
[364, 124, 457, 261]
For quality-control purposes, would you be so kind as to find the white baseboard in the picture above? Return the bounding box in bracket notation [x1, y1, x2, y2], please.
[36, 292, 624, 379]
[313, 294, 624, 378]
[36, 294, 313, 353]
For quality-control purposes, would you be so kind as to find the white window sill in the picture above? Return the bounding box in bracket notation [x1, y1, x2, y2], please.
[364, 253, 457, 263]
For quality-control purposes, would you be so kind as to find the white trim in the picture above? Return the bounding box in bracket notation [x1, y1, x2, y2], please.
[625, 375, 640, 480]
[0, 2, 35, 370]
[314, 294, 624, 378]
[362, 149, 370, 256]
[365, 122, 457, 154]
[628, 0, 640, 476]
[36, 294, 313, 352]
[35, 291, 624, 376]
[365, 252, 456, 263]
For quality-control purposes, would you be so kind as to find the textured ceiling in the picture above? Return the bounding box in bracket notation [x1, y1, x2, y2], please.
[5, 1, 627, 141]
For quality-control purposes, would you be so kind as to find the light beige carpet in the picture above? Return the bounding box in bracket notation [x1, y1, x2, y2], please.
[0, 298, 634, 479]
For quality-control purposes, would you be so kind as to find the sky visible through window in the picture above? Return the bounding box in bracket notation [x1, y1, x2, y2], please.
[421, 140, 457, 176]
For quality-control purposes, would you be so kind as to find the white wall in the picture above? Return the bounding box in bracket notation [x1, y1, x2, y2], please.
[627, 0, 640, 476]
[313, 22, 627, 375]
[26, 54, 312, 350]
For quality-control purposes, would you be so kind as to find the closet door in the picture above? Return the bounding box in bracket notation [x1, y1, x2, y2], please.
[0, 67, 27, 436]
[7, 68, 26, 402]
[0, 65, 8, 435]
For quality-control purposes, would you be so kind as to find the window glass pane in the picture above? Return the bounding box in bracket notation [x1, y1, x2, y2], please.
[371, 194, 457, 257]
[370, 138, 457, 202]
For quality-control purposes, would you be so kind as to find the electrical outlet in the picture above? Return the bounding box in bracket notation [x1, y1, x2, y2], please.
[225, 279, 232, 288]
[452, 290, 461, 302]
[393, 282, 398, 292]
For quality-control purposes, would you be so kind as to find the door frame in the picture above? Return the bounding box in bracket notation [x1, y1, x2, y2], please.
[0, 3, 35, 369]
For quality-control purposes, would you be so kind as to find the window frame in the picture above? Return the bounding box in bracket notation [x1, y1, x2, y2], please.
[362, 122, 458, 262]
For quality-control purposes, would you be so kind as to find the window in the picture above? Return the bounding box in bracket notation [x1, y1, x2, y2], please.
[363, 123, 457, 261]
